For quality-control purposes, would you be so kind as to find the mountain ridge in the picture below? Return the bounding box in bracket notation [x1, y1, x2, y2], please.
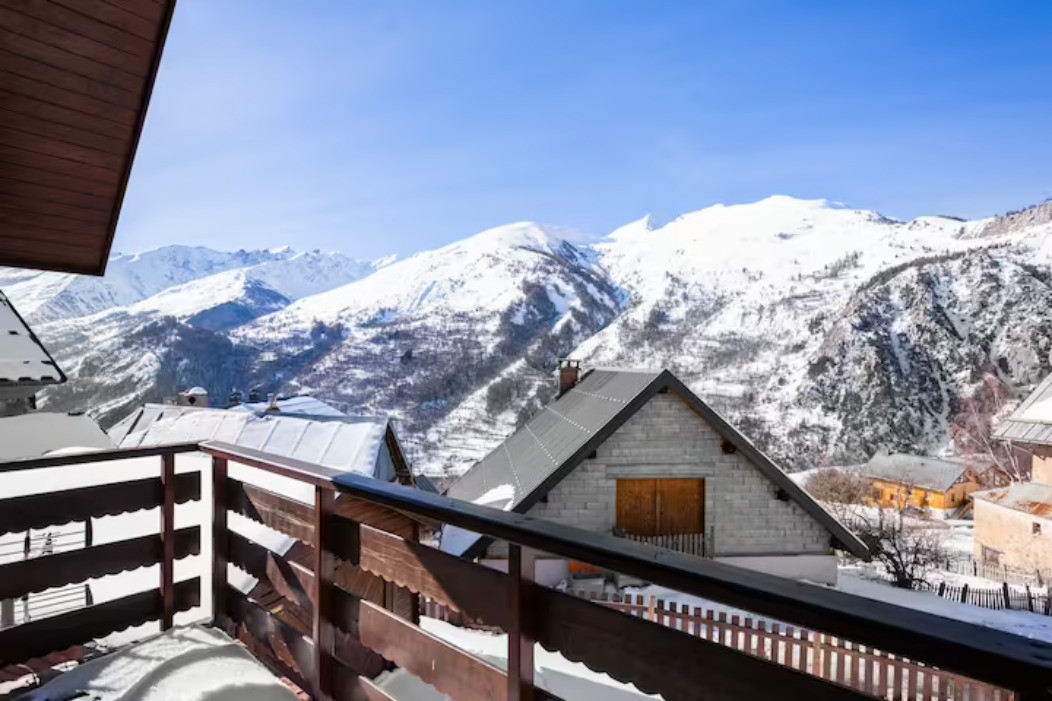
[5, 195, 1052, 477]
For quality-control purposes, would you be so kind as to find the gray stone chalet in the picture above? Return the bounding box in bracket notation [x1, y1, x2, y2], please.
[441, 364, 867, 585]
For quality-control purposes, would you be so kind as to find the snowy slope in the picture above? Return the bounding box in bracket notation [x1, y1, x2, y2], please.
[245, 222, 615, 334]
[6, 196, 1052, 477]
[0, 245, 383, 325]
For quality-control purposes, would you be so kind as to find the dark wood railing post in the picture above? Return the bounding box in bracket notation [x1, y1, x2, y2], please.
[160, 451, 176, 630]
[212, 456, 228, 629]
[508, 544, 537, 701]
[312, 486, 336, 701]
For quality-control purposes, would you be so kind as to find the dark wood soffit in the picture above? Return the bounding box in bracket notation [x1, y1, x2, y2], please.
[0, 0, 176, 275]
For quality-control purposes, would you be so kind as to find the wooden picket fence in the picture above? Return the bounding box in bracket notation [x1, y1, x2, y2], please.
[917, 580, 1052, 615]
[565, 591, 1013, 701]
[424, 590, 1013, 699]
[621, 531, 709, 557]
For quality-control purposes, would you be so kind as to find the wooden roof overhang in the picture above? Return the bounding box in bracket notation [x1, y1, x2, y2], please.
[0, 0, 176, 275]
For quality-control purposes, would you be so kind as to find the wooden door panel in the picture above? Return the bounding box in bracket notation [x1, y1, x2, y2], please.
[616, 479, 656, 535]
[656, 479, 704, 534]
[617, 478, 705, 536]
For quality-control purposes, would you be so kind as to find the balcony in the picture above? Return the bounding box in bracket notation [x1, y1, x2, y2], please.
[1, 442, 1050, 701]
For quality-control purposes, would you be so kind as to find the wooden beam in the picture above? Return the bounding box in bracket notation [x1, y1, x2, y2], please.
[358, 525, 510, 629]
[225, 584, 313, 689]
[0, 442, 200, 473]
[228, 530, 314, 612]
[228, 478, 314, 543]
[313, 486, 336, 701]
[508, 545, 537, 701]
[212, 455, 228, 627]
[0, 578, 199, 665]
[0, 527, 199, 600]
[533, 587, 870, 700]
[160, 452, 175, 629]
[334, 494, 417, 540]
[0, 471, 200, 535]
[359, 600, 507, 701]
[332, 668, 398, 701]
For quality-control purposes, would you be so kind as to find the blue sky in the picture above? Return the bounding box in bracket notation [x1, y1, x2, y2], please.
[117, 1, 1052, 260]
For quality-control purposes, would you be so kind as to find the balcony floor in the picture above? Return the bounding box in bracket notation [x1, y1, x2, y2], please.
[18, 624, 298, 701]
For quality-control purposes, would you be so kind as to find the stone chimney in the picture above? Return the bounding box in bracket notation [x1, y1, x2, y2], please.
[176, 387, 209, 407]
[558, 359, 581, 396]
[265, 393, 281, 413]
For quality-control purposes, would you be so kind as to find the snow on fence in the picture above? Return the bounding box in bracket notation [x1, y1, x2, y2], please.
[569, 591, 1013, 701]
[916, 580, 1052, 615]
[424, 593, 1013, 700]
[942, 556, 1050, 589]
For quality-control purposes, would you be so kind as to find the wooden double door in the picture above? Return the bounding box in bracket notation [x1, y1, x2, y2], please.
[615, 478, 705, 536]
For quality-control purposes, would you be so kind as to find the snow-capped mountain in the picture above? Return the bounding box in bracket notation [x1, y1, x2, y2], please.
[6, 196, 1052, 477]
[0, 245, 385, 325]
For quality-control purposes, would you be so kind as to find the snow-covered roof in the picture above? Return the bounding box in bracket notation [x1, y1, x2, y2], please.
[0, 413, 114, 461]
[228, 395, 345, 417]
[0, 290, 64, 389]
[860, 453, 970, 492]
[111, 405, 403, 482]
[973, 482, 1052, 518]
[995, 373, 1052, 446]
[441, 367, 869, 560]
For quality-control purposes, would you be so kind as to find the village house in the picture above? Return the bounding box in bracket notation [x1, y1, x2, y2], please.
[441, 362, 869, 586]
[971, 483, 1052, 575]
[995, 371, 1052, 485]
[970, 373, 1052, 577]
[858, 453, 981, 517]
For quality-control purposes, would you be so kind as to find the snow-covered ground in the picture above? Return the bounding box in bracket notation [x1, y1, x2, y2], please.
[839, 572, 1052, 642]
[19, 625, 299, 701]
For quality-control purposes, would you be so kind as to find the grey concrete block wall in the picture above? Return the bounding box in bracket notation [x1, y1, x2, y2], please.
[491, 392, 832, 558]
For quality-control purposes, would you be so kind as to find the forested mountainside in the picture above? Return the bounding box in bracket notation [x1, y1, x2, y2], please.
[5, 196, 1052, 476]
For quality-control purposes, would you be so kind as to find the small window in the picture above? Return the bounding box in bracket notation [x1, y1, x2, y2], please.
[982, 546, 1001, 565]
[1034, 522, 1042, 535]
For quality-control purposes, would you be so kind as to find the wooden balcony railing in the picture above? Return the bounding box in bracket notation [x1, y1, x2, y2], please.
[0, 440, 1050, 700]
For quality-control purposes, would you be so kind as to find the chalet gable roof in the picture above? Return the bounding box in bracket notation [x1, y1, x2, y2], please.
[860, 453, 971, 492]
[442, 368, 869, 560]
[994, 372, 1052, 447]
[111, 404, 408, 483]
[972, 482, 1052, 519]
[0, 290, 65, 392]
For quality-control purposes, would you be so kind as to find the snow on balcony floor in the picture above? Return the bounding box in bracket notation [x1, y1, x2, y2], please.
[20, 624, 299, 701]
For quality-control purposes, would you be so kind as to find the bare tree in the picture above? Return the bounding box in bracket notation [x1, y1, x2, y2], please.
[948, 373, 1027, 484]
[809, 471, 947, 589]
[850, 507, 945, 588]
[804, 468, 873, 505]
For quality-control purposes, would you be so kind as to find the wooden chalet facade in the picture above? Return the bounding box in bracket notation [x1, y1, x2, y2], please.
[859, 453, 981, 517]
[442, 364, 868, 586]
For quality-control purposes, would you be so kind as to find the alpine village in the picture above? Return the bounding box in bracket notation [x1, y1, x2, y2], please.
[0, 2, 1051, 701]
